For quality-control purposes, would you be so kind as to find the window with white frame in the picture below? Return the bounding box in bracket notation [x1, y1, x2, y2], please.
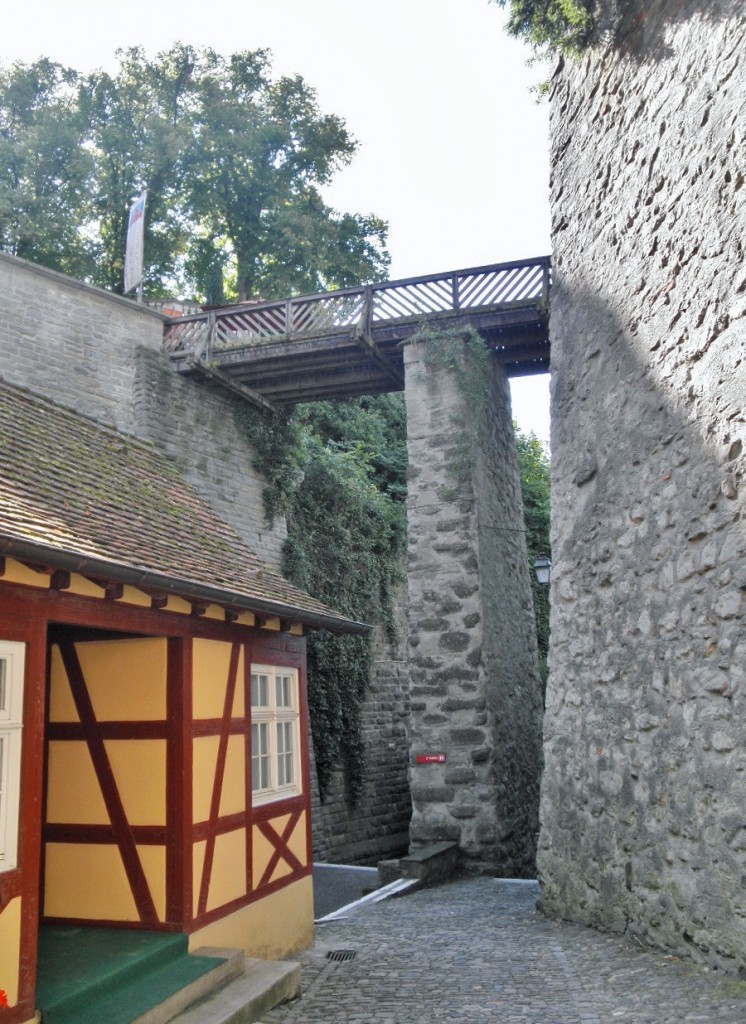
[0, 641, 25, 873]
[250, 665, 301, 804]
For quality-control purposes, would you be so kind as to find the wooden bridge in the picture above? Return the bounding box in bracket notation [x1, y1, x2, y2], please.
[163, 256, 551, 411]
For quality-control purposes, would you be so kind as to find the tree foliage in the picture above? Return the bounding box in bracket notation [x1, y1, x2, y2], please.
[514, 426, 551, 685]
[492, 0, 598, 56]
[242, 395, 408, 803]
[0, 58, 93, 277]
[0, 45, 389, 298]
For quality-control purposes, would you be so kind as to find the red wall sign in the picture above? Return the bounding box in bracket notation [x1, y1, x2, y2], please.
[415, 753, 446, 764]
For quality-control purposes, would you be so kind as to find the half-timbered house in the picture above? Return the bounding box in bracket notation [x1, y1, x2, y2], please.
[0, 380, 366, 1024]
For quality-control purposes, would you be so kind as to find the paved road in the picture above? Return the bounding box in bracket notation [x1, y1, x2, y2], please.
[312, 863, 379, 920]
[260, 876, 746, 1023]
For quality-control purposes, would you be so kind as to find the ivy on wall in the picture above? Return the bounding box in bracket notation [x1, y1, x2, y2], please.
[242, 394, 407, 803]
[240, 338, 549, 798]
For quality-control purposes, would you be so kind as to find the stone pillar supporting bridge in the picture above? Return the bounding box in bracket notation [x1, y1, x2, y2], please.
[163, 256, 550, 874]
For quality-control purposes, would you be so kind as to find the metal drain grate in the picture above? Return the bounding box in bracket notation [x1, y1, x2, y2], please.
[326, 949, 358, 963]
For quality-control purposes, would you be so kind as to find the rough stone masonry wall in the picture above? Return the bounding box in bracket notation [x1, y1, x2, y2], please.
[404, 336, 544, 875]
[0, 253, 286, 569]
[310, 591, 412, 864]
[539, 0, 746, 973]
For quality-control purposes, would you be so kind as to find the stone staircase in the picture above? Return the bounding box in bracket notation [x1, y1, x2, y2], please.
[35, 926, 299, 1024]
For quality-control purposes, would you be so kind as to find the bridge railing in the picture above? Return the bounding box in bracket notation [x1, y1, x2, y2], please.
[162, 256, 550, 356]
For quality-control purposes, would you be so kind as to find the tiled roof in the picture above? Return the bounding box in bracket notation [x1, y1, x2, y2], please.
[0, 380, 366, 633]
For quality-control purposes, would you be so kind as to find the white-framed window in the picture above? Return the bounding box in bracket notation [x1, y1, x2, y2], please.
[250, 665, 301, 804]
[0, 641, 25, 873]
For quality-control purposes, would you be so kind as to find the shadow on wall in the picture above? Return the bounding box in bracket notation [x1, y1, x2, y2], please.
[601, 0, 739, 60]
[539, 271, 745, 971]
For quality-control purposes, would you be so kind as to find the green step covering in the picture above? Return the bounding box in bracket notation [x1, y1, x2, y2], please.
[36, 926, 226, 1024]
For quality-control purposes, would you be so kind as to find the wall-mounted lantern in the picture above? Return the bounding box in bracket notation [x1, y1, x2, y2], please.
[534, 555, 552, 586]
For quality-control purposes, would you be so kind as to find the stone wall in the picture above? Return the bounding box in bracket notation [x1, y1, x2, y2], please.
[310, 594, 412, 864]
[0, 253, 286, 569]
[132, 350, 286, 569]
[0, 252, 163, 434]
[404, 335, 544, 875]
[539, 0, 746, 973]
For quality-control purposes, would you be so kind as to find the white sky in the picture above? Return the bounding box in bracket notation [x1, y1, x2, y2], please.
[2, 0, 552, 446]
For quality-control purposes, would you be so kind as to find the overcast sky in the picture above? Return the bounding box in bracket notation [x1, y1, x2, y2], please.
[2, 0, 552, 445]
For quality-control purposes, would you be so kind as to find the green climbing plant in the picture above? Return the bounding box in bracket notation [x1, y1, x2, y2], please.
[412, 323, 492, 491]
[240, 394, 407, 803]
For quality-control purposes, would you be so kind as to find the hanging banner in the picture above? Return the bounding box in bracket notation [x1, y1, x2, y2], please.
[123, 189, 147, 295]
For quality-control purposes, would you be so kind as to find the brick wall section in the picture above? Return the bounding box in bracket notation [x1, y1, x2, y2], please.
[0, 252, 286, 570]
[132, 350, 286, 568]
[539, 0, 746, 973]
[310, 591, 412, 865]
[0, 252, 163, 433]
[404, 336, 543, 875]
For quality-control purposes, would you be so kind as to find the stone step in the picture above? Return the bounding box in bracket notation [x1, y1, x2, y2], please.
[37, 931, 241, 1024]
[170, 958, 301, 1024]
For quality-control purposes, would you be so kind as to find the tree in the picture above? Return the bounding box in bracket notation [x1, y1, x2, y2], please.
[0, 46, 389, 299]
[491, 0, 597, 55]
[513, 425, 551, 684]
[186, 49, 388, 301]
[0, 58, 93, 278]
[79, 45, 197, 294]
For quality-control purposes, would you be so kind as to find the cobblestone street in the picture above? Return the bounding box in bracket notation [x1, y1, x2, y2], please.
[259, 878, 746, 1023]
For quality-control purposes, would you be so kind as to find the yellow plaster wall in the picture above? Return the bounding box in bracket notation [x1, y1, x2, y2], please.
[193, 840, 206, 913]
[192, 639, 245, 720]
[44, 844, 138, 920]
[46, 742, 108, 824]
[164, 595, 192, 615]
[188, 875, 314, 959]
[252, 826, 275, 889]
[116, 584, 151, 608]
[193, 737, 219, 824]
[48, 645, 79, 722]
[138, 845, 166, 921]
[1, 558, 47, 588]
[206, 829, 248, 912]
[106, 740, 166, 825]
[219, 736, 247, 818]
[285, 810, 308, 867]
[75, 638, 167, 720]
[0, 896, 21, 1006]
[45, 639, 167, 922]
[67, 573, 106, 599]
[251, 812, 308, 889]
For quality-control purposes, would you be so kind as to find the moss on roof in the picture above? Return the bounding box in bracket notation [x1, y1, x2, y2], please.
[0, 380, 365, 632]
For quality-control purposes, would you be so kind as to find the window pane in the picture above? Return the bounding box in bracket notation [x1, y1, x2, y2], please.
[276, 674, 292, 707]
[277, 722, 294, 787]
[0, 660, 6, 713]
[252, 723, 271, 792]
[251, 673, 269, 707]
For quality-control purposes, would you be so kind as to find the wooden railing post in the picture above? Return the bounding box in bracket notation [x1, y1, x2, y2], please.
[207, 311, 216, 360]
